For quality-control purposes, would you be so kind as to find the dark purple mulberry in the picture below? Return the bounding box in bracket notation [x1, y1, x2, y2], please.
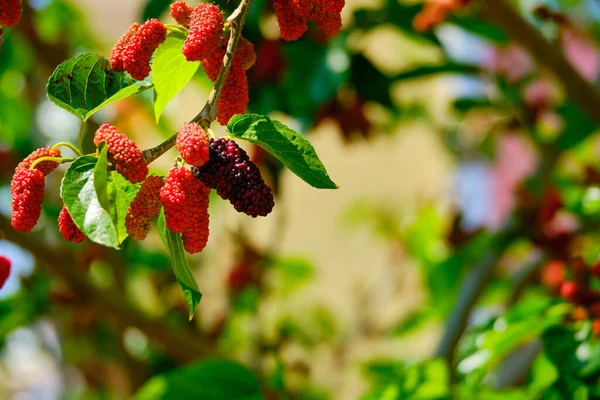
[192, 138, 274, 217]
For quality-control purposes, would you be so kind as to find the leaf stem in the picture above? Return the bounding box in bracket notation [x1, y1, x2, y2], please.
[77, 121, 86, 154]
[51, 142, 83, 157]
[30, 156, 75, 170]
[165, 24, 188, 35]
[141, 0, 254, 165]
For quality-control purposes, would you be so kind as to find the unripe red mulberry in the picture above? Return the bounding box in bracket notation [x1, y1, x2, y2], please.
[58, 206, 86, 243]
[273, 0, 308, 41]
[0, 255, 10, 290]
[182, 3, 224, 62]
[110, 23, 141, 72]
[181, 186, 210, 254]
[217, 59, 249, 125]
[122, 19, 167, 80]
[125, 176, 164, 241]
[320, 0, 345, 14]
[170, 1, 193, 28]
[560, 281, 581, 303]
[192, 138, 274, 217]
[11, 169, 45, 232]
[94, 124, 148, 183]
[176, 123, 210, 167]
[313, 11, 342, 36]
[16, 146, 62, 176]
[238, 37, 257, 70]
[201, 43, 226, 81]
[0, 0, 22, 27]
[160, 167, 209, 233]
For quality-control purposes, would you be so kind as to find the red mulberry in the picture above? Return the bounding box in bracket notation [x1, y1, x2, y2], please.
[58, 206, 86, 243]
[192, 138, 274, 217]
[93, 124, 148, 184]
[110, 23, 141, 72]
[313, 11, 342, 36]
[161, 167, 206, 232]
[181, 185, 210, 254]
[238, 37, 257, 70]
[0, 0, 21, 27]
[201, 43, 226, 81]
[320, 0, 345, 14]
[16, 147, 62, 176]
[176, 123, 210, 167]
[126, 176, 164, 241]
[182, 3, 224, 62]
[11, 169, 45, 232]
[0, 255, 10, 290]
[216, 59, 249, 125]
[122, 19, 167, 80]
[170, 1, 193, 28]
[273, 0, 308, 41]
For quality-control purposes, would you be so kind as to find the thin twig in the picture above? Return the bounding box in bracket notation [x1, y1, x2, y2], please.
[142, 0, 254, 165]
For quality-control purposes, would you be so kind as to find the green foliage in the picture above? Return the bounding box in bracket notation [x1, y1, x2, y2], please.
[157, 210, 202, 319]
[152, 32, 199, 123]
[46, 53, 151, 121]
[134, 359, 263, 400]
[227, 114, 338, 189]
[107, 171, 141, 243]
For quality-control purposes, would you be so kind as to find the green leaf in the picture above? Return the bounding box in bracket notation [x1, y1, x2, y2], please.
[157, 210, 201, 319]
[61, 156, 120, 248]
[134, 359, 263, 400]
[107, 172, 141, 243]
[94, 142, 110, 212]
[227, 114, 338, 189]
[46, 53, 152, 121]
[153, 32, 199, 122]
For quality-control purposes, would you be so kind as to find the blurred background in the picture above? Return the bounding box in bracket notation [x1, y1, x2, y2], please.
[3, 0, 600, 399]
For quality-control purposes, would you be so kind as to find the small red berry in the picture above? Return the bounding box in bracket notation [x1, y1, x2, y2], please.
[16, 147, 62, 176]
[58, 206, 86, 243]
[94, 124, 148, 184]
[238, 37, 257, 70]
[0, 0, 22, 27]
[182, 3, 224, 62]
[560, 281, 581, 303]
[125, 176, 164, 241]
[216, 58, 249, 125]
[110, 23, 141, 72]
[11, 169, 45, 232]
[160, 167, 209, 234]
[122, 19, 167, 80]
[0, 256, 10, 290]
[273, 0, 308, 41]
[176, 123, 210, 167]
[170, 1, 193, 28]
[201, 42, 226, 82]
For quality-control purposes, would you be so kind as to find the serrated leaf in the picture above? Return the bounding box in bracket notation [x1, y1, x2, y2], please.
[227, 114, 338, 189]
[47, 53, 152, 121]
[157, 210, 201, 319]
[153, 32, 199, 122]
[107, 172, 141, 243]
[61, 156, 120, 248]
[134, 359, 262, 400]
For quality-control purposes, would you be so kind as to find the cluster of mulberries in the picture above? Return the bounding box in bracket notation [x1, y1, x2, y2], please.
[182, 3, 224, 62]
[176, 123, 210, 167]
[110, 19, 167, 80]
[192, 138, 274, 217]
[542, 258, 600, 335]
[0, 0, 22, 27]
[160, 167, 210, 254]
[170, 0, 193, 28]
[272, 0, 344, 41]
[413, 0, 473, 33]
[0, 255, 10, 290]
[10, 147, 63, 232]
[93, 124, 148, 183]
[58, 206, 86, 243]
[126, 176, 164, 241]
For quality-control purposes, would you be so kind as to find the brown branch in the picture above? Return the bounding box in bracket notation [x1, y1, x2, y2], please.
[480, 0, 600, 126]
[142, 0, 254, 165]
[0, 215, 214, 364]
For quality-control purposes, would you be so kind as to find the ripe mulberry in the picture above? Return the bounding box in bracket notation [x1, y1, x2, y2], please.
[273, 0, 308, 41]
[0, 0, 22, 27]
[122, 19, 167, 80]
[216, 59, 249, 125]
[58, 206, 86, 243]
[94, 124, 148, 183]
[176, 123, 210, 167]
[110, 23, 141, 72]
[11, 169, 45, 232]
[192, 138, 274, 217]
[126, 176, 164, 240]
[182, 3, 224, 62]
[170, 1, 193, 28]
[0, 255, 10, 290]
[16, 147, 62, 176]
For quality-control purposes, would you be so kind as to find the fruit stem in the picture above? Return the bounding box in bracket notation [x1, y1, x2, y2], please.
[30, 157, 75, 170]
[51, 142, 83, 157]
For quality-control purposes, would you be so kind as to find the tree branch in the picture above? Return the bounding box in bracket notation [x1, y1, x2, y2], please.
[480, 0, 600, 126]
[0, 215, 214, 364]
[142, 0, 254, 165]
